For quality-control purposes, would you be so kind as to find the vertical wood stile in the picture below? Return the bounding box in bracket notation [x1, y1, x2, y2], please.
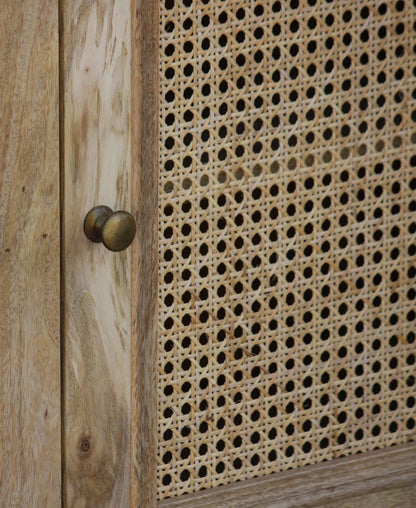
[0, 0, 61, 505]
[130, 0, 159, 507]
[62, 0, 132, 505]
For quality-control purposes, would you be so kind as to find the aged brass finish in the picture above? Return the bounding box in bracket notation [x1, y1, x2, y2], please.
[84, 205, 136, 252]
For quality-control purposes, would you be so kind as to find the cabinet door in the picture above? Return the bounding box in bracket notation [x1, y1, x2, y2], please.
[61, 0, 416, 507]
[0, 1, 61, 505]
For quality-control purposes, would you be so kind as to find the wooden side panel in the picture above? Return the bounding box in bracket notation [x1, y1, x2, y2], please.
[130, 1, 159, 507]
[0, 1, 60, 506]
[61, 0, 132, 505]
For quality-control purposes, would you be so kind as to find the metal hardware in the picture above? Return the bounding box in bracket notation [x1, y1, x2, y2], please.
[84, 205, 136, 252]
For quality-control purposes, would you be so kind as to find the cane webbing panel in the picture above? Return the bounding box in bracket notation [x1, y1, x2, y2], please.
[158, 0, 416, 500]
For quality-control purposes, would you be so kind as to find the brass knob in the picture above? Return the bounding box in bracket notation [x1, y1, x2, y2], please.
[84, 205, 136, 252]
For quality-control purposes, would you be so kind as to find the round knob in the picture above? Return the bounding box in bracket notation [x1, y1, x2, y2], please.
[84, 205, 136, 252]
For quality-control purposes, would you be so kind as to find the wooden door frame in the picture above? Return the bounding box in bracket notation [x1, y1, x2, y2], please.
[59, 1, 415, 507]
[135, 2, 416, 507]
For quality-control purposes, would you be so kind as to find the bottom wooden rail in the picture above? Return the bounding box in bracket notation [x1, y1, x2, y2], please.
[159, 441, 416, 508]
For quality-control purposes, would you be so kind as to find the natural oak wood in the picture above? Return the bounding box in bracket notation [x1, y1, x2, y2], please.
[159, 442, 416, 508]
[0, 0, 60, 505]
[130, 0, 159, 506]
[61, 0, 132, 505]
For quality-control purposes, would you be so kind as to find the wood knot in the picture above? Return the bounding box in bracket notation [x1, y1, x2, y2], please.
[79, 438, 91, 455]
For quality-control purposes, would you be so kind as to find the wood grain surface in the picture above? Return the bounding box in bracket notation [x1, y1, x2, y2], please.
[0, 1, 61, 506]
[130, 0, 159, 506]
[159, 442, 416, 508]
[319, 484, 416, 508]
[61, 0, 132, 505]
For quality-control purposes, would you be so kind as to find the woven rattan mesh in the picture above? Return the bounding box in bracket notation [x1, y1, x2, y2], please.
[158, 0, 416, 499]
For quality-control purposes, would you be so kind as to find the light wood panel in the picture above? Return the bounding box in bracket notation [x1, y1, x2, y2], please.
[130, 0, 159, 507]
[61, 0, 132, 505]
[0, 0, 60, 505]
[159, 442, 416, 508]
